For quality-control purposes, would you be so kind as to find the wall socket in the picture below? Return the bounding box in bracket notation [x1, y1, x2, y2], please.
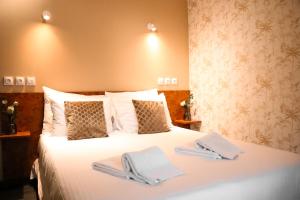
[3, 76, 14, 86]
[157, 77, 164, 85]
[26, 76, 36, 86]
[157, 77, 177, 85]
[15, 76, 26, 86]
[171, 77, 178, 85]
[164, 77, 171, 85]
[3, 76, 36, 86]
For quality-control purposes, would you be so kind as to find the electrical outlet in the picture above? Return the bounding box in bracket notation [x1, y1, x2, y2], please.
[171, 77, 178, 85]
[3, 76, 14, 86]
[164, 77, 171, 85]
[157, 77, 164, 85]
[26, 76, 36, 86]
[15, 76, 26, 86]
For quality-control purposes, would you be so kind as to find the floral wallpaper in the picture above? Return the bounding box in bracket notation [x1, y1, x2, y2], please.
[188, 0, 300, 153]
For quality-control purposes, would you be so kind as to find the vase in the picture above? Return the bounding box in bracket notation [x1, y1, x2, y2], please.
[184, 106, 191, 121]
[9, 123, 16, 134]
[9, 114, 17, 134]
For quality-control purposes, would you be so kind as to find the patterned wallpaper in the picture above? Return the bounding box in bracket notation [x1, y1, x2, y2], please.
[188, 0, 300, 153]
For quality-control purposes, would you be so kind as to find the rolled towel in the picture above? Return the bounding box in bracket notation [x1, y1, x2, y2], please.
[196, 132, 243, 159]
[92, 146, 183, 185]
[122, 146, 184, 185]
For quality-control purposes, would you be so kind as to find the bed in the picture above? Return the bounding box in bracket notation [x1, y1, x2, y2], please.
[34, 127, 300, 200]
[31, 87, 300, 200]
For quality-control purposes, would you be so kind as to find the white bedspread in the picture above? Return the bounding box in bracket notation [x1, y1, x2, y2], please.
[37, 127, 300, 200]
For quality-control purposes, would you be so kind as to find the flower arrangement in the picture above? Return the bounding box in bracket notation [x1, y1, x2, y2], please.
[180, 94, 193, 120]
[1, 99, 19, 134]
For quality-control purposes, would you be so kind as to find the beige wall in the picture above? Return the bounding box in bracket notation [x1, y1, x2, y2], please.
[0, 0, 189, 92]
[189, 0, 300, 153]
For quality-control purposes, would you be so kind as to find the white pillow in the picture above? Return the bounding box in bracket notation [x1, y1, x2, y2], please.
[105, 89, 173, 133]
[43, 92, 54, 132]
[157, 93, 173, 129]
[105, 89, 159, 132]
[43, 86, 90, 132]
[43, 86, 113, 136]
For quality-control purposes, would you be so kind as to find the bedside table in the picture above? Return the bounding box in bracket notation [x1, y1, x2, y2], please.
[0, 131, 31, 188]
[173, 119, 202, 131]
[0, 131, 31, 139]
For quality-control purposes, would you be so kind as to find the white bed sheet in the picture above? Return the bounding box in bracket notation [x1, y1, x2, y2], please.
[37, 127, 300, 200]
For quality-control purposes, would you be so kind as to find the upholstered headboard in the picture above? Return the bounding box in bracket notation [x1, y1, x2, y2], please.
[0, 90, 189, 183]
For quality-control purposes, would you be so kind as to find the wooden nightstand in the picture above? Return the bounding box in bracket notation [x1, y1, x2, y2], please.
[173, 119, 202, 131]
[0, 131, 31, 188]
[0, 131, 31, 139]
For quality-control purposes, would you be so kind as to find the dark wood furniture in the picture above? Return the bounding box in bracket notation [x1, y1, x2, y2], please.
[0, 131, 31, 139]
[173, 119, 201, 131]
[0, 131, 31, 188]
[0, 90, 189, 185]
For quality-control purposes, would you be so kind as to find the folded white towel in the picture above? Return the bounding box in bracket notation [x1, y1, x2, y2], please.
[122, 146, 183, 185]
[196, 132, 243, 159]
[92, 156, 128, 179]
[93, 146, 183, 185]
[175, 146, 222, 159]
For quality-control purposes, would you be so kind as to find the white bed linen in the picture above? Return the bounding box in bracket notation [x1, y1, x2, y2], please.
[37, 127, 300, 200]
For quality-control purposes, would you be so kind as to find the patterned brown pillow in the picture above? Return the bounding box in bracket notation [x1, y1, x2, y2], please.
[132, 100, 170, 134]
[64, 101, 107, 140]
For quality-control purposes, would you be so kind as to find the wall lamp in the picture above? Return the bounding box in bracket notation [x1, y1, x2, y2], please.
[42, 10, 51, 23]
[147, 23, 157, 32]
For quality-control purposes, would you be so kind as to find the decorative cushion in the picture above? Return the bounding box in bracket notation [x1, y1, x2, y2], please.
[43, 86, 89, 133]
[132, 100, 170, 134]
[64, 101, 107, 140]
[105, 89, 159, 132]
[43, 86, 113, 136]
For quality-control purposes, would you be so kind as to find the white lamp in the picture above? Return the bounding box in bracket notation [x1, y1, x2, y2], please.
[42, 10, 51, 23]
[147, 23, 157, 32]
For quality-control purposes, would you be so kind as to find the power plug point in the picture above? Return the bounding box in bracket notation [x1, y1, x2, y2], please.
[3, 76, 14, 86]
[16, 76, 26, 86]
[26, 76, 36, 86]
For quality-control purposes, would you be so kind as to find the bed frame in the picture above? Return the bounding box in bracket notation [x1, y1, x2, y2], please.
[0, 90, 189, 185]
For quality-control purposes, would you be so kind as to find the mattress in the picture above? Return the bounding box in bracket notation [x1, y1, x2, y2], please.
[37, 127, 300, 200]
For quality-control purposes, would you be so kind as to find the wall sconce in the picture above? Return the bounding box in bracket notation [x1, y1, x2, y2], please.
[42, 10, 51, 23]
[147, 23, 157, 32]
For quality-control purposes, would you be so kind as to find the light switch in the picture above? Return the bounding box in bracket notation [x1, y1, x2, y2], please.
[164, 77, 171, 85]
[15, 76, 26, 86]
[171, 77, 178, 85]
[26, 76, 36, 86]
[157, 77, 164, 85]
[3, 76, 14, 86]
